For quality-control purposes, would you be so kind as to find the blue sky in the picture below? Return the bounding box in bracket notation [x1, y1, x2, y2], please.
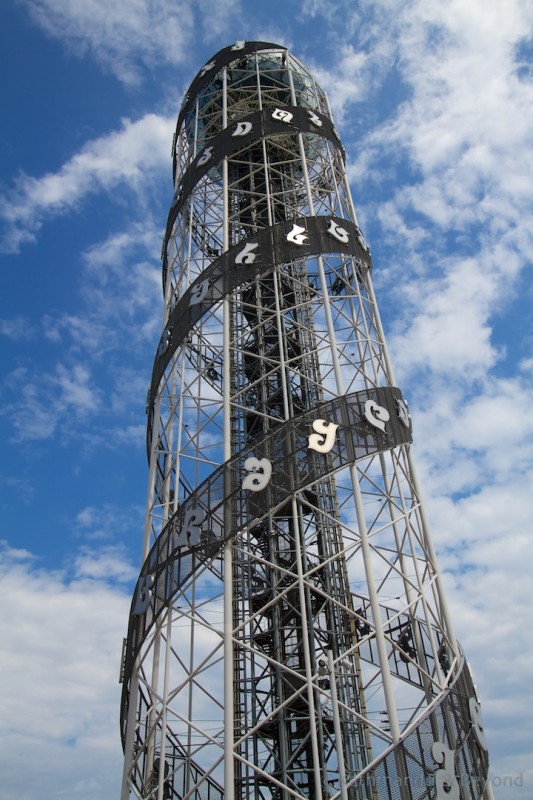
[1, 1, 532, 798]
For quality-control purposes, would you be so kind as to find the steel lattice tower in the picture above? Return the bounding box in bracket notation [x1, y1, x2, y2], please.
[119, 42, 491, 800]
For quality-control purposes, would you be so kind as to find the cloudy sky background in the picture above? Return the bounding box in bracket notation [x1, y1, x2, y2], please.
[0, 1, 532, 798]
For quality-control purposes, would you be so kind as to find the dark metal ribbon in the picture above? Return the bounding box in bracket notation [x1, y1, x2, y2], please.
[166, 104, 343, 263]
[123, 386, 412, 692]
[173, 41, 296, 178]
[150, 215, 372, 447]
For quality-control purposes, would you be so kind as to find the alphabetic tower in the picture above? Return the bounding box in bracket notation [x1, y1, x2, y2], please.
[119, 42, 491, 800]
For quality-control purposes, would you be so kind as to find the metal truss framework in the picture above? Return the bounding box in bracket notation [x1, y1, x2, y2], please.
[120, 42, 491, 800]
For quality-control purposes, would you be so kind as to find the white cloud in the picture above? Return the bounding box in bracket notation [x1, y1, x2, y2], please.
[197, 0, 243, 42]
[73, 544, 138, 582]
[82, 223, 160, 272]
[1, 222, 161, 450]
[2, 362, 101, 442]
[354, 0, 533, 238]
[0, 114, 173, 252]
[299, 0, 323, 17]
[520, 357, 533, 373]
[56, 363, 99, 413]
[388, 255, 502, 380]
[80, 224, 162, 347]
[0, 315, 35, 341]
[310, 45, 370, 121]
[0, 475, 36, 505]
[37, 223, 156, 353]
[0, 542, 132, 800]
[109, 367, 152, 415]
[427, 475, 533, 794]
[74, 503, 144, 542]
[22, 0, 195, 84]
[112, 422, 148, 447]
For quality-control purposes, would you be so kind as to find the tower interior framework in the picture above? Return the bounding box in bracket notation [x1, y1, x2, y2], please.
[119, 42, 491, 800]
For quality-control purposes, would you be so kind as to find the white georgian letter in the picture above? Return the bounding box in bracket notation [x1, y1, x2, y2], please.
[242, 457, 272, 492]
[199, 61, 215, 77]
[174, 508, 206, 548]
[364, 399, 390, 432]
[272, 108, 294, 123]
[133, 574, 154, 615]
[355, 225, 370, 253]
[326, 219, 350, 244]
[189, 280, 209, 306]
[432, 742, 459, 800]
[308, 419, 339, 453]
[468, 698, 488, 751]
[307, 110, 323, 127]
[286, 223, 308, 246]
[171, 183, 182, 207]
[157, 328, 172, 357]
[396, 397, 410, 428]
[235, 242, 259, 264]
[232, 121, 253, 137]
[197, 146, 214, 166]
